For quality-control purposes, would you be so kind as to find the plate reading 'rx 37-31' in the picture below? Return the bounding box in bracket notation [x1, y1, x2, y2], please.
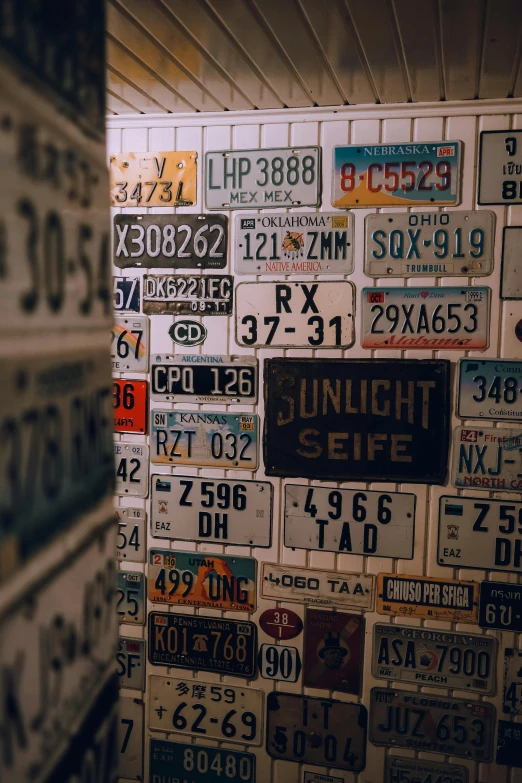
[385, 758, 469, 783]
[151, 354, 257, 404]
[452, 426, 522, 492]
[261, 563, 374, 610]
[143, 274, 233, 315]
[458, 358, 522, 421]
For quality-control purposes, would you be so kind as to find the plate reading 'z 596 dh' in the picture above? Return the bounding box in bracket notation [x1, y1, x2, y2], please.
[385, 758, 469, 783]
[451, 427, 522, 492]
[261, 563, 373, 610]
[143, 274, 233, 315]
[458, 358, 522, 421]
[151, 354, 257, 403]
[377, 574, 478, 623]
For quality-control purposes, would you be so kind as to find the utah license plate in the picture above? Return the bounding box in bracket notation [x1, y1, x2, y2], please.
[376, 574, 478, 623]
[110, 151, 197, 206]
[452, 426, 522, 492]
[143, 274, 233, 315]
[151, 354, 257, 403]
[113, 380, 148, 434]
[117, 638, 146, 691]
[114, 442, 148, 498]
[457, 358, 522, 421]
[115, 506, 146, 562]
[111, 315, 149, 372]
[385, 758, 469, 783]
[261, 563, 374, 609]
[150, 739, 256, 783]
[117, 571, 145, 625]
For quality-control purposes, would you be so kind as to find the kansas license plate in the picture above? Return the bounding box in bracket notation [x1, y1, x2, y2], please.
[110, 151, 197, 206]
[151, 354, 257, 404]
[117, 696, 144, 780]
[452, 426, 522, 492]
[143, 274, 233, 315]
[114, 380, 148, 434]
[149, 739, 256, 783]
[458, 358, 522, 421]
[503, 648, 522, 714]
[148, 613, 257, 677]
[365, 210, 495, 277]
[370, 688, 495, 761]
[377, 573, 478, 623]
[151, 475, 272, 548]
[117, 638, 146, 691]
[332, 141, 461, 208]
[361, 287, 490, 350]
[261, 563, 374, 610]
[478, 130, 522, 205]
[117, 571, 145, 625]
[205, 147, 320, 209]
[111, 315, 149, 372]
[478, 581, 522, 631]
[148, 549, 256, 612]
[284, 484, 415, 559]
[115, 506, 146, 562]
[114, 442, 148, 498]
[385, 758, 469, 783]
[234, 212, 353, 275]
[235, 281, 354, 348]
[114, 276, 140, 313]
[266, 692, 367, 771]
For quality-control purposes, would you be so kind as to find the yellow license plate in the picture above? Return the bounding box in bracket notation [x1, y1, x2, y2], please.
[110, 151, 197, 207]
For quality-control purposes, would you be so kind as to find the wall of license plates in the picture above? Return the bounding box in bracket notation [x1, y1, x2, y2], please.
[108, 104, 522, 783]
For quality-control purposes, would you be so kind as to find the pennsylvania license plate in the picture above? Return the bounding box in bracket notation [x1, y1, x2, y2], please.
[148, 549, 256, 612]
[361, 287, 490, 350]
[115, 506, 146, 562]
[114, 442, 149, 498]
[151, 354, 257, 404]
[113, 380, 148, 434]
[479, 581, 522, 631]
[110, 151, 197, 207]
[117, 638, 146, 691]
[377, 573, 478, 623]
[457, 358, 522, 421]
[332, 141, 461, 208]
[261, 563, 374, 610]
[478, 130, 522, 205]
[451, 426, 522, 492]
[114, 276, 140, 313]
[150, 739, 256, 783]
[503, 648, 522, 714]
[143, 274, 233, 315]
[111, 315, 149, 372]
[385, 758, 469, 783]
[117, 571, 146, 625]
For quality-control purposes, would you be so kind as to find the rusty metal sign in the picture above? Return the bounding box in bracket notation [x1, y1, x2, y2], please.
[303, 608, 364, 695]
[110, 151, 197, 207]
[376, 573, 478, 624]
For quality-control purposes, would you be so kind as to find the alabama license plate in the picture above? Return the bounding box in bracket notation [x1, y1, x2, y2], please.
[479, 581, 522, 631]
[457, 358, 522, 421]
[113, 380, 148, 434]
[377, 573, 478, 623]
[261, 563, 374, 610]
[385, 758, 469, 783]
[110, 151, 197, 206]
[149, 739, 256, 783]
[361, 287, 490, 350]
[111, 315, 149, 372]
[115, 506, 146, 562]
[234, 212, 353, 275]
[332, 141, 461, 208]
[143, 274, 233, 315]
[365, 210, 495, 277]
[151, 354, 257, 404]
[503, 648, 522, 714]
[117, 696, 144, 780]
[452, 426, 522, 492]
[235, 281, 354, 348]
[114, 276, 140, 313]
[117, 571, 145, 625]
[114, 442, 148, 498]
[148, 549, 256, 612]
[117, 638, 146, 691]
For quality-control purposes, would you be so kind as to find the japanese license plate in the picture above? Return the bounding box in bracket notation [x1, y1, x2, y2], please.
[205, 147, 321, 210]
[147, 549, 256, 613]
[114, 276, 140, 313]
[332, 141, 461, 208]
[151, 354, 257, 403]
[148, 612, 257, 678]
[284, 484, 415, 559]
[496, 719, 522, 767]
[117, 571, 145, 625]
[365, 210, 495, 277]
[117, 697, 143, 780]
[501, 226, 522, 299]
[110, 151, 197, 207]
[115, 506, 146, 563]
[304, 609, 364, 695]
[114, 380, 148, 434]
[151, 475, 272, 548]
[377, 573, 478, 623]
[458, 358, 522, 420]
[478, 130, 522, 205]
[117, 638, 146, 691]
[369, 687, 495, 761]
[478, 581, 522, 631]
[235, 281, 354, 348]
[111, 315, 149, 372]
[143, 274, 233, 315]
[258, 644, 301, 683]
[372, 623, 497, 694]
[385, 758, 469, 783]
[361, 287, 490, 350]
[149, 739, 256, 783]
[114, 442, 149, 498]
[266, 692, 367, 771]
[149, 677, 263, 746]
[234, 212, 353, 275]
[503, 648, 522, 714]
[261, 563, 374, 610]
[452, 426, 522, 493]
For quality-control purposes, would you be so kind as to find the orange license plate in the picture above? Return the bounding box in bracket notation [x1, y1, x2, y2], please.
[109, 151, 197, 207]
[113, 380, 148, 434]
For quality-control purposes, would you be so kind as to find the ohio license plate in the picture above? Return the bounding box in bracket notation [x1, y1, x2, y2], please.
[111, 315, 149, 372]
[385, 758, 469, 783]
[266, 692, 367, 771]
[452, 426, 522, 492]
[148, 549, 256, 613]
[478, 130, 522, 205]
[117, 638, 146, 691]
[143, 274, 233, 315]
[457, 358, 522, 421]
[151, 475, 272, 548]
[261, 563, 374, 610]
[149, 739, 256, 783]
[235, 281, 354, 348]
[377, 573, 478, 623]
[361, 287, 490, 350]
[151, 354, 257, 403]
[370, 688, 495, 761]
[114, 442, 148, 498]
[110, 151, 197, 206]
[113, 380, 148, 434]
[365, 210, 494, 276]
[117, 696, 143, 780]
[115, 506, 146, 562]
[234, 212, 353, 275]
[205, 147, 320, 209]
[148, 613, 257, 678]
[258, 644, 301, 683]
[332, 141, 461, 208]
[478, 581, 522, 631]
[117, 571, 145, 625]
[284, 484, 415, 559]
[114, 276, 140, 313]
[503, 648, 522, 714]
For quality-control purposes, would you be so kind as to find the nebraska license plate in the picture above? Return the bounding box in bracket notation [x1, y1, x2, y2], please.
[115, 506, 146, 562]
[451, 426, 522, 492]
[114, 442, 148, 498]
[151, 354, 257, 403]
[150, 739, 256, 783]
[385, 758, 469, 783]
[110, 151, 197, 207]
[117, 571, 145, 625]
[143, 274, 233, 315]
[261, 563, 374, 610]
[113, 380, 148, 434]
[111, 315, 149, 372]
[457, 358, 522, 421]
[377, 573, 478, 623]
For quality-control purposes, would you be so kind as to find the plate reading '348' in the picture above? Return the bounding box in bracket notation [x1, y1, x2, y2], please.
[452, 427, 522, 492]
[458, 358, 522, 421]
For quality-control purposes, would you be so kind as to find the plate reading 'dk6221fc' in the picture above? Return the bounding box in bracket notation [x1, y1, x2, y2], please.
[261, 563, 374, 610]
[151, 354, 257, 404]
[377, 574, 478, 623]
[452, 426, 522, 492]
[143, 274, 233, 315]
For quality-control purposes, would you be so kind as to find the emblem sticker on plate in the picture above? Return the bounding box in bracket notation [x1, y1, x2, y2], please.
[149, 739, 256, 783]
[303, 608, 364, 695]
[503, 648, 522, 715]
[113, 380, 148, 434]
[115, 506, 146, 562]
[111, 315, 149, 372]
[117, 571, 145, 625]
[114, 442, 149, 498]
[457, 358, 522, 420]
[385, 758, 469, 783]
[110, 151, 197, 207]
[261, 563, 374, 610]
[259, 608, 303, 641]
[376, 573, 478, 623]
[117, 638, 146, 691]
[151, 354, 257, 404]
[451, 426, 522, 493]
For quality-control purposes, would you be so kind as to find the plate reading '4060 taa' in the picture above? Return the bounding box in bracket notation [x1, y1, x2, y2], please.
[261, 563, 374, 610]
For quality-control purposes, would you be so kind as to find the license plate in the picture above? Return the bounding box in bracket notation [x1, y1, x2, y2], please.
[234, 212, 353, 275]
[284, 484, 415, 559]
[258, 644, 301, 683]
[503, 648, 522, 714]
[117, 571, 145, 625]
[304, 774, 344, 783]
[266, 692, 367, 771]
[111, 315, 149, 372]
[361, 287, 490, 350]
[261, 563, 374, 610]
[151, 475, 272, 548]
[332, 141, 461, 207]
[304, 609, 364, 695]
[365, 210, 495, 277]
[496, 719, 522, 767]
[377, 573, 478, 623]
[501, 226, 522, 298]
[478, 130, 522, 205]
[458, 358, 522, 420]
[385, 758, 469, 783]
[452, 426, 522, 492]
[151, 354, 257, 403]
[143, 274, 233, 315]
[114, 442, 149, 498]
[147, 549, 256, 613]
[235, 281, 354, 348]
[114, 380, 148, 435]
[372, 624, 497, 694]
[369, 687, 495, 761]
[149, 739, 256, 783]
[115, 506, 146, 563]
[149, 677, 263, 746]
[150, 410, 258, 469]
[117, 697, 144, 780]
[148, 612, 257, 678]
[110, 151, 197, 207]
[205, 147, 321, 210]
[117, 638, 146, 691]
[114, 276, 140, 312]
[478, 581, 522, 631]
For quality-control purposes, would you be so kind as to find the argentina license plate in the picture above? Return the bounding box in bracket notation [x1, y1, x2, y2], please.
[452, 426, 522, 492]
[151, 354, 257, 403]
[261, 563, 374, 610]
[143, 274, 233, 315]
[110, 151, 197, 207]
[150, 739, 256, 783]
[111, 315, 149, 372]
[457, 358, 522, 421]
[385, 758, 469, 783]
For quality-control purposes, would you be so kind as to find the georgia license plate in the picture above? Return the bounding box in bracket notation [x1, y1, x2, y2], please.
[372, 624, 497, 694]
[284, 484, 415, 559]
[260, 563, 374, 610]
[113, 276, 140, 313]
[151, 475, 272, 548]
[503, 648, 522, 714]
[148, 549, 256, 612]
[113, 380, 148, 434]
[117, 571, 145, 625]
[110, 151, 197, 207]
[117, 696, 144, 780]
[376, 573, 478, 623]
[115, 506, 146, 562]
[151, 354, 257, 404]
[361, 287, 490, 350]
[370, 688, 495, 761]
[111, 315, 149, 372]
[149, 739, 256, 783]
[266, 692, 367, 771]
[235, 280, 354, 348]
[143, 274, 233, 315]
[114, 442, 149, 498]
[116, 638, 146, 691]
[452, 426, 522, 492]
[385, 758, 469, 783]
[478, 581, 522, 631]
[234, 212, 353, 275]
[364, 210, 495, 277]
[457, 358, 522, 421]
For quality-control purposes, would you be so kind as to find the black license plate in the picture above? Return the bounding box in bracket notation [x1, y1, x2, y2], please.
[113, 277, 140, 312]
[151, 355, 257, 403]
[143, 275, 233, 315]
[150, 739, 256, 783]
[479, 581, 522, 631]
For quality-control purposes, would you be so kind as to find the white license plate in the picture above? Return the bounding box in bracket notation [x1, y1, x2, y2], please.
[260, 563, 374, 609]
[503, 648, 522, 714]
[115, 507, 146, 563]
[151, 475, 272, 548]
[452, 427, 522, 493]
[385, 758, 469, 783]
[361, 287, 490, 350]
[117, 638, 146, 691]
[478, 130, 522, 205]
[117, 697, 144, 780]
[235, 280, 354, 348]
[284, 484, 415, 559]
[114, 442, 149, 498]
[117, 571, 146, 625]
[149, 677, 263, 746]
[501, 226, 522, 299]
[458, 358, 522, 421]
[151, 354, 257, 404]
[111, 316, 149, 373]
[258, 643, 301, 683]
[365, 211, 495, 277]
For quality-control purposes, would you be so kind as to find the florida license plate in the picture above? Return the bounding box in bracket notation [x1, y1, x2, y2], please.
[457, 358, 522, 421]
[113, 380, 148, 434]
[143, 274, 233, 315]
[150, 739, 256, 783]
[111, 315, 149, 372]
[151, 354, 257, 404]
[110, 151, 197, 207]
[114, 442, 149, 498]
[114, 276, 140, 313]
[115, 506, 146, 562]
[452, 426, 522, 492]
[385, 758, 469, 783]
[503, 648, 522, 714]
[261, 563, 374, 610]
[117, 571, 145, 625]
[117, 638, 146, 691]
[376, 573, 478, 623]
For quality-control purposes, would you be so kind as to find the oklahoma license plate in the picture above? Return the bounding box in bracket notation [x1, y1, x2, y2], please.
[377, 574, 478, 623]
[111, 315, 149, 372]
[385, 758, 469, 783]
[117, 571, 145, 625]
[114, 442, 148, 498]
[457, 358, 522, 421]
[235, 281, 354, 348]
[503, 648, 522, 714]
[117, 638, 146, 691]
[151, 354, 257, 403]
[110, 151, 197, 206]
[113, 380, 148, 434]
[114, 276, 140, 313]
[115, 506, 146, 562]
[452, 426, 522, 492]
[143, 274, 233, 315]
[261, 563, 374, 610]
[150, 739, 256, 783]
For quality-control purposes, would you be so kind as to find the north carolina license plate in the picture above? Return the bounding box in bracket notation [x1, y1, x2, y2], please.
[143, 274, 233, 315]
[205, 147, 320, 210]
[377, 573, 478, 623]
[284, 484, 415, 559]
[457, 358, 522, 421]
[150, 739, 256, 783]
[365, 210, 495, 277]
[479, 581, 522, 631]
[149, 677, 263, 745]
[372, 624, 497, 694]
[452, 426, 522, 492]
[117, 571, 145, 625]
[148, 549, 256, 612]
[235, 281, 354, 348]
[114, 442, 149, 498]
[370, 688, 495, 761]
[114, 276, 140, 313]
[117, 696, 144, 780]
[361, 287, 490, 350]
[385, 758, 469, 783]
[117, 638, 146, 691]
[261, 563, 374, 610]
[114, 213, 227, 269]
[115, 506, 146, 562]
[151, 354, 257, 403]
[110, 151, 197, 207]
[332, 141, 461, 208]
[234, 212, 353, 275]
[478, 130, 522, 205]
[503, 648, 522, 714]
[113, 380, 148, 434]
[111, 315, 149, 372]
